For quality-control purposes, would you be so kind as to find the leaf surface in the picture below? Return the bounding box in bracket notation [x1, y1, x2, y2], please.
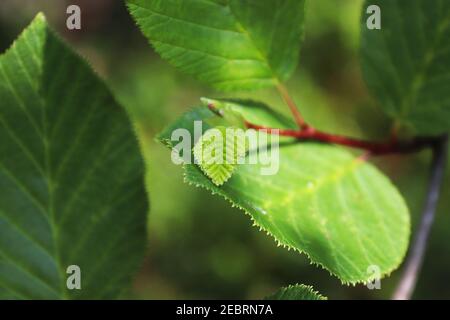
[193, 126, 247, 186]
[0, 14, 148, 299]
[127, 0, 305, 91]
[361, 0, 450, 135]
[158, 99, 410, 284]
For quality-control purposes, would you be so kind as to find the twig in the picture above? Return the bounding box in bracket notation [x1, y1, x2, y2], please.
[276, 83, 308, 130]
[392, 134, 449, 300]
[208, 99, 436, 156]
[208, 97, 448, 298]
[245, 121, 437, 155]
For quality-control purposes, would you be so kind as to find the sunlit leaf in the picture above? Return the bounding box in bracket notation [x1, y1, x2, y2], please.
[127, 0, 305, 91]
[193, 126, 247, 186]
[158, 98, 410, 284]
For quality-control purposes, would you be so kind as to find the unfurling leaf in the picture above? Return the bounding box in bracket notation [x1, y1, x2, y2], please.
[201, 98, 247, 129]
[193, 126, 247, 186]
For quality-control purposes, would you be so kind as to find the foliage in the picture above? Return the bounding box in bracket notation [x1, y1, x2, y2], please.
[361, 0, 450, 135]
[126, 0, 305, 90]
[158, 99, 409, 284]
[0, 0, 448, 301]
[127, 0, 449, 300]
[0, 14, 147, 299]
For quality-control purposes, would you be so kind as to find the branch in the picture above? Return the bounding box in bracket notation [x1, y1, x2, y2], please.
[208, 100, 437, 156]
[208, 96, 448, 298]
[245, 121, 437, 155]
[392, 134, 449, 300]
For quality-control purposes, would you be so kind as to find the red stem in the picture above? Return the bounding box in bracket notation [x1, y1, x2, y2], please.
[207, 102, 436, 155]
[245, 122, 436, 155]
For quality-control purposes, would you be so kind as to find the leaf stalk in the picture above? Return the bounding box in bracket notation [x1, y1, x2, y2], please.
[244, 121, 439, 156]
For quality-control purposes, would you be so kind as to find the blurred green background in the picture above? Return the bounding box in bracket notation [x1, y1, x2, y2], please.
[1, 0, 449, 299]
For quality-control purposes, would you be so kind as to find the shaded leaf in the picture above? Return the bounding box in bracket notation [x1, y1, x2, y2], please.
[0, 14, 147, 299]
[361, 0, 450, 135]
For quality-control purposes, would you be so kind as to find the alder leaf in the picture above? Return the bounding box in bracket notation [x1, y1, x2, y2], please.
[0, 14, 148, 299]
[158, 98, 410, 284]
[193, 126, 247, 186]
[126, 0, 306, 91]
[361, 0, 450, 135]
[265, 284, 326, 300]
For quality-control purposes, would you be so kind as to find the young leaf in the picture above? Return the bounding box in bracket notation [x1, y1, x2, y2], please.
[126, 0, 306, 91]
[265, 284, 326, 300]
[158, 99, 410, 284]
[0, 14, 148, 299]
[193, 126, 247, 186]
[201, 97, 247, 129]
[361, 0, 450, 135]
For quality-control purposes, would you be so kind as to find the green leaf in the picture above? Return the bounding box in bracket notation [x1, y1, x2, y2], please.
[265, 284, 326, 300]
[126, 0, 305, 91]
[361, 0, 450, 135]
[158, 98, 410, 284]
[0, 14, 148, 299]
[193, 126, 247, 186]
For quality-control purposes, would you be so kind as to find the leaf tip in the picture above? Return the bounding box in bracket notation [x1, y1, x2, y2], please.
[35, 12, 47, 22]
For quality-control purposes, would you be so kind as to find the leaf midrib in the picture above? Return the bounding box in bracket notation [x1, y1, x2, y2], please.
[0, 22, 66, 299]
[130, 0, 283, 84]
[226, 1, 283, 85]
